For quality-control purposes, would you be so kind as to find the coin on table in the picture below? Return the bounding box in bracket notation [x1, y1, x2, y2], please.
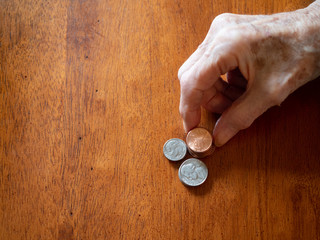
[163, 138, 187, 161]
[186, 127, 215, 158]
[178, 158, 208, 186]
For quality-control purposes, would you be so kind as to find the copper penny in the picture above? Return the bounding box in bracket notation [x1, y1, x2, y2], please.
[186, 127, 214, 158]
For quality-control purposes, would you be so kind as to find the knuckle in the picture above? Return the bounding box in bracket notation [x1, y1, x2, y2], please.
[240, 119, 252, 130]
[179, 104, 185, 117]
[230, 110, 255, 131]
[235, 117, 252, 130]
[179, 72, 193, 90]
[261, 83, 287, 107]
[212, 13, 233, 26]
[267, 91, 285, 107]
[178, 66, 193, 85]
[179, 102, 190, 119]
[179, 73, 187, 86]
[203, 49, 212, 59]
[211, 13, 239, 32]
[218, 26, 242, 41]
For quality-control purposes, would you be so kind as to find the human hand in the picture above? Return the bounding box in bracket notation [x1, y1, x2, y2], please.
[178, 1, 320, 147]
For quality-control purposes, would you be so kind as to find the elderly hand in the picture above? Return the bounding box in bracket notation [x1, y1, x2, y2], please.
[178, 1, 320, 147]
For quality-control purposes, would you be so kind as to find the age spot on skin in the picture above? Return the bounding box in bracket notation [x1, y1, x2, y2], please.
[251, 36, 293, 70]
[255, 57, 265, 69]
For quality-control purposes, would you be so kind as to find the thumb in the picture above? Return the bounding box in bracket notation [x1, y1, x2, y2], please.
[213, 88, 273, 147]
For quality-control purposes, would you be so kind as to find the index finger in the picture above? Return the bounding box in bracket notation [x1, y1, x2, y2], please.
[179, 44, 238, 131]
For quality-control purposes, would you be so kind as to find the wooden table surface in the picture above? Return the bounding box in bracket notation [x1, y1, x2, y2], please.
[1, 0, 320, 239]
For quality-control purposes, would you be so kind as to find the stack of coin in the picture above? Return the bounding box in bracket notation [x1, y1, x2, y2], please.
[163, 135, 211, 187]
[185, 127, 215, 158]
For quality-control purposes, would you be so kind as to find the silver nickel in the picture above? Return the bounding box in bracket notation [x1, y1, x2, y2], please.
[163, 138, 187, 161]
[178, 158, 208, 186]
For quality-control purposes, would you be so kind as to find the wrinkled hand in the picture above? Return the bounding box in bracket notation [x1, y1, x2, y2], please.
[178, 1, 320, 147]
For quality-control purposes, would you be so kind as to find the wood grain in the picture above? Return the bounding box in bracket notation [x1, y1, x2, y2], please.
[1, 0, 319, 239]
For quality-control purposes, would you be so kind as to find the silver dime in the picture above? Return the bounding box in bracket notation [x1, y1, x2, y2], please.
[163, 138, 187, 161]
[178, 158, 208, 186]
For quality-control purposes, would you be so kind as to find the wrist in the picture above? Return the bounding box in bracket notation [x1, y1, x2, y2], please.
[274, 2, 320, 83]
[304, 0, 320, 15]
[299, 1, 320, 25]
[250, 5, 320, 90]
[297, 2, 320, 80]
